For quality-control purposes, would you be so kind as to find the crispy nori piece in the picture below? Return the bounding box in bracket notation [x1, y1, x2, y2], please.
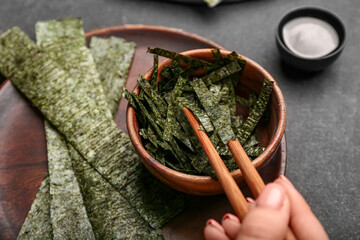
[17, 176, 53, 240]
[148, 47, 214, 69]
[149, 54, 159, 89]
[45, 122, 95, 240]
[200, 60, 242, 85]
[237, 79, 273, 145]
[70, 145, 163, 239]
[90, 36, 136, 115]
[190, 78, 235, 145]
[177, 97, 214, 132]
[137, 76, 167, 117]
[163, 76, 187, 141]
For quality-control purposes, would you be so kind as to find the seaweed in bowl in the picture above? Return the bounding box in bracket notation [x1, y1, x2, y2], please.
[126, 48, 272, 177]
[126, 48, 286, 195]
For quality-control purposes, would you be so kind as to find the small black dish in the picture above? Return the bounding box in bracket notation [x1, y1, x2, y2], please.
[276, 6, 346, 71]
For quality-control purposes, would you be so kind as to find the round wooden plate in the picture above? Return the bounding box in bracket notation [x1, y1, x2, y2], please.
[0, 25, 287, 240]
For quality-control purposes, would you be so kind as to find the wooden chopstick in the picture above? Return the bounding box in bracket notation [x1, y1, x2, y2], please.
[227, 139, 265, 198]
[183, 106, 249, 219]
[183, 106, 297, 240]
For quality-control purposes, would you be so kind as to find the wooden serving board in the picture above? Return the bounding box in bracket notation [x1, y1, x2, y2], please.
[0, 25, 287, 240]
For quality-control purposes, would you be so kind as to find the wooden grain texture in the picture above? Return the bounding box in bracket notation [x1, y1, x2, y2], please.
[0, 25, 287, 240]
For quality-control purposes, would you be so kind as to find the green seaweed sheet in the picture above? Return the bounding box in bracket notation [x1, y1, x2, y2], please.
[45, 122, 95, 240]
[70, 145, 163, 239]
[40, 19, 167, 237]
[90, 36, 136, 115]
[17, 177, 53, 240]
[37, 19, 182, 233]
[0, 24, 185, 238]
[37, 18, 99, 240]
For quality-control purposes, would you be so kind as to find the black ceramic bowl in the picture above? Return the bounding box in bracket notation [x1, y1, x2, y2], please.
[276, 6, 346, 71]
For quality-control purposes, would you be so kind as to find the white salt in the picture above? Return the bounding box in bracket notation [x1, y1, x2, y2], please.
[282, 17, 339, 59]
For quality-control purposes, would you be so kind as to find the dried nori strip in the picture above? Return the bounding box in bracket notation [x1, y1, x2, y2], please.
[190, 78, 235, 144]
[237, 79, 273, 145]
[90, 36, 136, 115]
[162, 76, 187, 141]
[222, 78, 237, 117]
[36, 18, 112, 119]
[211, 48, 223, 63]
[35, 18, 85, 45]
[244, 145, 265, 157]
[143, 94, 166, 127]
[148, 47, 214, 69]
[137, 76, 167, 117]
[70, 146, 163, 239]
[149, 54, 159, 89]
[177, 97, 214, 132]
[200, 60, 242, 85]
[37, 19, 106, 239]
[125, 89, 163, 136]
[0, 27, 184, 233]
[17, 176, 53, 240]
[45, 122, 95, 240]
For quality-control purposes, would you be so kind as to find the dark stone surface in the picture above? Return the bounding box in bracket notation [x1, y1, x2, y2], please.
[0, 0, 359, 239]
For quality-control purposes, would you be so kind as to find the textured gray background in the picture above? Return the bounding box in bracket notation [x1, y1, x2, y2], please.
[1, 0, 359, 239]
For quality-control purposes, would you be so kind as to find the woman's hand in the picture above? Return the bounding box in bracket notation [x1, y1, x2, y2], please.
[204, 175, 329, 240]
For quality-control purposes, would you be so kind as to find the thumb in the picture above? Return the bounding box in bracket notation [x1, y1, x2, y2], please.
[237, 183, 290, 240]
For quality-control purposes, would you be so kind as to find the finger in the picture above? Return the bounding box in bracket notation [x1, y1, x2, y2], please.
[204, 219, 230, 240]
[276, 175, 329, 240]
[221, 213, 241, 239]
[237, 183, 290, 240]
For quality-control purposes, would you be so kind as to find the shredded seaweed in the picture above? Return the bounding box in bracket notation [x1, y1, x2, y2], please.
[237, 79, 273, 145]
[148, 47, 214, 69]
[127, 47, 273, 177]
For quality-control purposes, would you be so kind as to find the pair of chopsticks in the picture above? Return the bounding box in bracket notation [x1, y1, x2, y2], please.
[183, 106, 296, 240]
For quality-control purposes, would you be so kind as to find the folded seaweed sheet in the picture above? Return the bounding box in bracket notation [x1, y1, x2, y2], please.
[0, 19, 185, 239]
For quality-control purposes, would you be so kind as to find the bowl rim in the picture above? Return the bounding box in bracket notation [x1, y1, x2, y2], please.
[276, 6, 347, 61]
[126, 48, 286, 182]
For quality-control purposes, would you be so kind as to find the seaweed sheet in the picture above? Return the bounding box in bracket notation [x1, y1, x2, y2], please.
[45, 122, 95, 240]
[70, 146, 163, 239]
[37, 18, 103, 239]
[38, 20, 164, 238]
[90, 36, 136, 115]
[0, 26, 185, 235]
[17, 177, 53, 240]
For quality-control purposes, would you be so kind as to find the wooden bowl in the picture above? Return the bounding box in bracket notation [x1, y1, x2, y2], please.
[127, 49, 286, 195]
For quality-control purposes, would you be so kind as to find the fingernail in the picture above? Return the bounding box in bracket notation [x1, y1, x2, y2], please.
[257, 183, 285, 209]
[222, 213, 240, 223]
[246, 197, 255, 203]
[206, 219, 225, 233]
[279, 175, 294, 186]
